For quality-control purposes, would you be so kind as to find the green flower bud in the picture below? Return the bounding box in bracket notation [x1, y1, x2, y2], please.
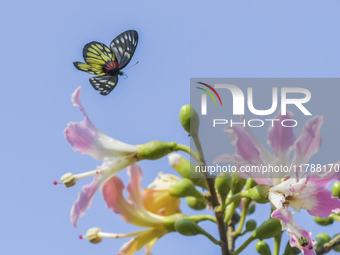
[246, 220, 257, 232]
[186, 196, 207, 210]
[137, 141, 177, 160]
[174, 219, 202, 236]
[252, 218, 281, 239]
[215, 172, 232, 201]
[169, 178, 203, 199]
[332, 181, 340, 199]
[283, 241, 301, 255]
[255, 240, 271, 255]
[314, 233, 331, 250]
[230, 172, 247, 194]
[313, 216, 334, 226]
[248, 185, 270, 204]
[247, 203, 256, 215]
[168, 153, 207, 189]
[179, 105, 199, 137]
[246, 178, 257, 190]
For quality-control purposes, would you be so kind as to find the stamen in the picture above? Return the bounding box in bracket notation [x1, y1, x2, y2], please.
[55, 170, 102, 188]
[297, 236, 309, 247]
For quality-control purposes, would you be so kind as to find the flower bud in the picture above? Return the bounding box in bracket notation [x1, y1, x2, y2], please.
[86, 227, 102, 243]
[174, 219, 202, 236]
[137, 141, 177, 160]
[247, 204, 256, 215]
[168, 153, 207, 189]
[313, 216, 333, 226]
[248, 185, 270, 204]
[179, 105, 199, 137]
[246, 220, 257, 232]
[186, 196, 207, 210]
[332, 181, 340, 199]
[230, 172, 246, 194]
[252, 218, 281, 239]
[284, 241, 301, 255]
[61, 172, 76, 187]
[215, 172, 232, 201]
[169, 178, 203, 199]
[314, 233, 331, 250]
[245, 178, 257, 190]
[255, 240, 271, 255]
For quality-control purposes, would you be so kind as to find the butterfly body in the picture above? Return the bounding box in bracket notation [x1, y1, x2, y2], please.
[74, 30, 138, 95]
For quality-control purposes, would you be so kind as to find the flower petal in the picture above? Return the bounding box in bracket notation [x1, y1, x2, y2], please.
[65, 87, 139, 161]
[117, 228, 167, 255]
[267, 111, 295, 159]
[292, 116, 323, 166]
[127, 164, 143, 208]
[71, 158, 136, 227]
[289, 190, 340, 217]
[224, 126, 262, 164]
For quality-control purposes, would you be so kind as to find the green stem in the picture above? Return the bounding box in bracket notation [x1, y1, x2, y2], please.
[274, 232, 282, 255]
[225, 202, 238, 225]
[232, 236, 256, 255]
[225, 191, 249, 206]
[235, 198, 251, 236]
[186, 214, 217, 224]
[174, 144, 200, 162]
[330, 213, 340, 222]
[192, 134, 229, 255]
[200, 229, 222, 245]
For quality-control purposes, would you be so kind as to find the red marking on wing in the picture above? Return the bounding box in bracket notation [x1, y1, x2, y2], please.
[104, 61, 119, 74]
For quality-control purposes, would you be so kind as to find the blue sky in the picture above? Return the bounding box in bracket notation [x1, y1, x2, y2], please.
[1, 0, 340, 254]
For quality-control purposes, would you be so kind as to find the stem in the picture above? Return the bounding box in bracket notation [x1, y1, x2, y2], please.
[225, 202, 238, 225]
[175, 144, 200, 162]
[330, 213, 340, 222]
[235, 198, 251, 236]
[192, 134, 229, 255]
[232, 236, 256, 255]
[225, 191, 249, 206]
[201, 229, 222, 245]
[316, 233, 340, 255]
[274, 232, 282, 255]
[186, 214, 217, 224]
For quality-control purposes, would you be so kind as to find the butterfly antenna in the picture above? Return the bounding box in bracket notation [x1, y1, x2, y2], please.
[124, 61, 139, 71]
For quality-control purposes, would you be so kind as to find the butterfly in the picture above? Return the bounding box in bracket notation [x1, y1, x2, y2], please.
[73, 30, 138, 95]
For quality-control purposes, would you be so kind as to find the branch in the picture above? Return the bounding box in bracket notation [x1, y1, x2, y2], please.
[316, 233, 340, 255]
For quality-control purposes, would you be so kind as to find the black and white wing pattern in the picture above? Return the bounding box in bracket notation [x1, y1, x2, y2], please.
[90, 75, 118, 95]
[110, 30, 138, 70]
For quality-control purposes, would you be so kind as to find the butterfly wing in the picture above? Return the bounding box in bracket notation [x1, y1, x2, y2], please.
[90, 75, 118, 95]
[110, 30, 138, 70]
[73, 62, 105, 76]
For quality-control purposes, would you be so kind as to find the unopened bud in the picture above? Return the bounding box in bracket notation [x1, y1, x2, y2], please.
[86, 227, 102, 243]
[61, 173, 76, 187]
[247, 204, 256, 215]
[245, 178, 257, 190]
[255, 240, 271, 255]
[169, 178, 202, 199]
[230, 173, 246, 194]
[137, 141, 177, 160]
[174, 219, 202, 236]
[284, 241, 301, 255]
[248, 185, 270, 204]
[246, 220, 257, 232]
[313, 216, 333, 226]
[179, 105, 199, 137]
[332, 181, 340, 199]
[315, 233, 331, 250]
[252, 218, 281, 239]
[215, 172, 232, 201]
[186, 196, 207, 210]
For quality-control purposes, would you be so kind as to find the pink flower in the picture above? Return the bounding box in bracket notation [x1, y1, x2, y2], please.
[215, 112, 340, 254]
[99, 164, 172, 255]
[274, 209, 316, 255]
[61, 87, 140, 227]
